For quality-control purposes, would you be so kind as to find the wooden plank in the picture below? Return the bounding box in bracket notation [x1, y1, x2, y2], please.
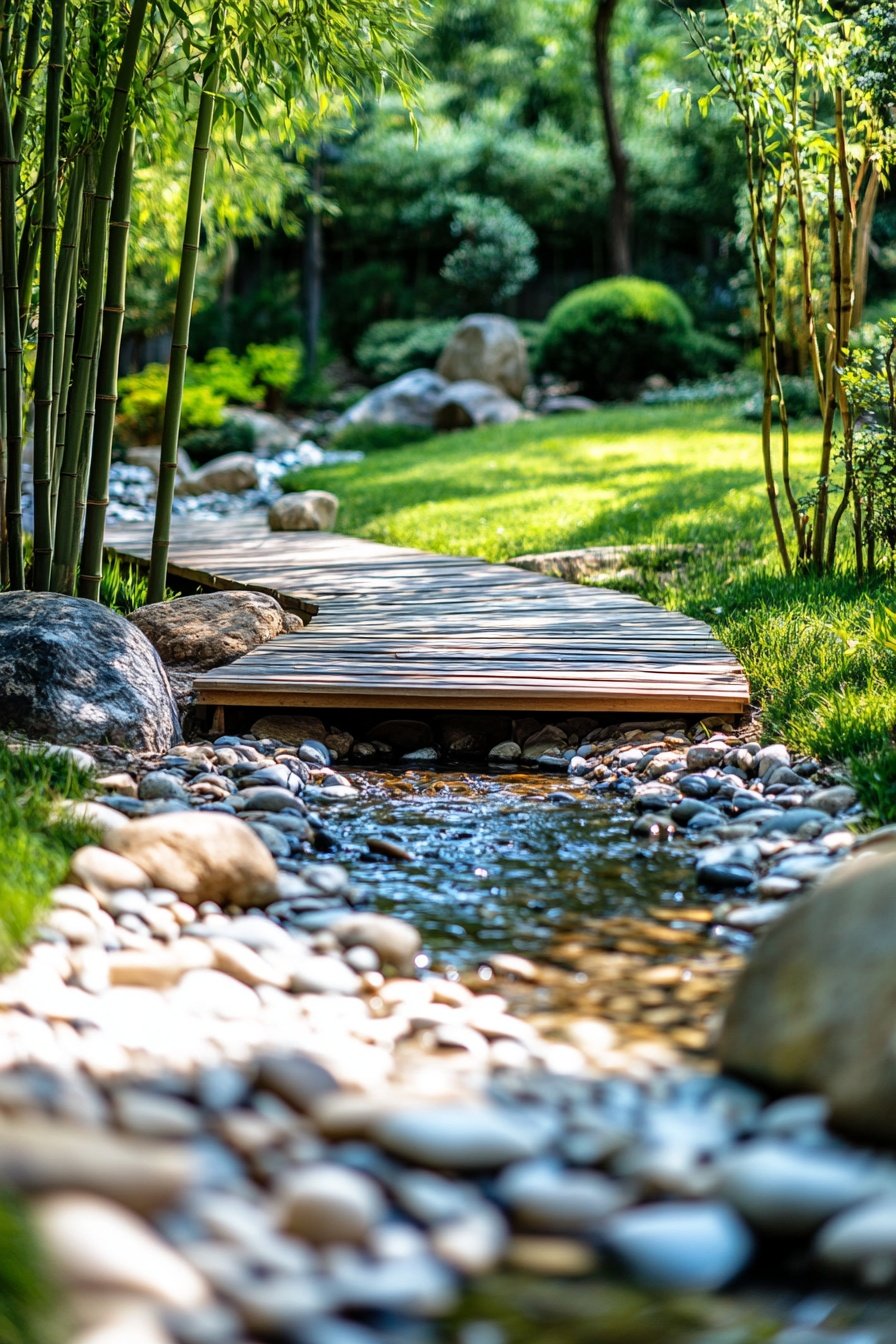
[106, 514, 751, 717]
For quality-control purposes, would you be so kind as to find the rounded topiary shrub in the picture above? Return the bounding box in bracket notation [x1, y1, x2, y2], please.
[538, 277, 695, 399]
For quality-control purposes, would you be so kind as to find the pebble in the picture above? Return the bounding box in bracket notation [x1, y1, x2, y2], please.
[371, 1105, 552, 1170]
[814, 1195, 896, 1285]
[68, 846, 151, 897]
[715, 1141, 891, 1236]
[600, 1201, 754, 1290]
[35, 1193, 211, 1309]
[173, 969, 261, 1019]
[278, 1162, 385, 1244]
[329, 912, 421, 973]
[495, 1159, 628, 1231]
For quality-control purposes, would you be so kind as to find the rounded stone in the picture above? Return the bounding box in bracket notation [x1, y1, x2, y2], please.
[495, 1160, 628, 1232]
[371, 1105, 551, 1170]
[329, 913, 421, 974]
[600, 1201, 753, 1290]
[278, 1163, 385, 1244]
[106, 811, 278, 909]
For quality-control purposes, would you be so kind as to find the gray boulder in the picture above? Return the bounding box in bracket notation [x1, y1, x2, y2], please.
[0, 591, 180, 751]
[129, 591, 300, 673]
[719, 842, 896, 1141]
[436, 314, 529, 399]
[434, 380, 525, 431]
[124, 445, 194, 480]
[269, 490, 339, 532]
[334, 369, 447, 430]
[177, 452, 259, 496]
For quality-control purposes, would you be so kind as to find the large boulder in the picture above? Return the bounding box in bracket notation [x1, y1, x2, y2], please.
[269, 491, 339, 532]
[719, 842, 896, 1141]
[176, 452, 259, 496]
[333, 369, 447, 430]
[129, 591, 300, 673]
[436, 314, 529, 399]
[433, 380, 525, 431]
[0, 592, 180, 752]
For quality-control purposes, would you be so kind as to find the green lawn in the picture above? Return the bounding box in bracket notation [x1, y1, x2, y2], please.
[291, 403, 896, 820]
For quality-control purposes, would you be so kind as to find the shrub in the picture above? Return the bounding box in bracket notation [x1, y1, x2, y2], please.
[740, 375, 821, 423]
[538, 277, 695, 399]
[199, 348, 260, 404]
[196, 343, 303, 410]
[180, 417, 256, 465]
[355, 319, 458, 384]
[440, 194, 538, 306]
[328, 423, 436, 454]
[116, 364, 224, 444]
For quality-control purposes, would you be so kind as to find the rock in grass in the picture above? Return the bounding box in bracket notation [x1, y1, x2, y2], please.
[719, 842, 896, 1141]
[269, 491, 339, 532]
[106, 811, 278, 908]
[0, 591, 180, 752]
[436, 314, 529, 399]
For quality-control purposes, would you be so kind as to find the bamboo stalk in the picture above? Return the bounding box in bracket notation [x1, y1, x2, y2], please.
[30, 0, 66, 591]
[79, 128, 134, 601]
[50, 158, 83, 459]
[52, 0, 149, 593]
[147, 27, 221, 604]
[0, 65, 24, 588]
[10, 0, 43, 158]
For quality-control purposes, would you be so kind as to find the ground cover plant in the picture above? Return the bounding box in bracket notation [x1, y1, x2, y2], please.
[0, 742, 96, 965]
[289, 402, 896, 818]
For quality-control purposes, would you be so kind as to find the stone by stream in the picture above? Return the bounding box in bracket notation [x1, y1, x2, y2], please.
[1, 712, 893, 1344]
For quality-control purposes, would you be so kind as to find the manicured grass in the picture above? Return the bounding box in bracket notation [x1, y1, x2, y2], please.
[291, 403, 896, 818]
[288, 404, 819, 561]
[0, 741, 96, 966]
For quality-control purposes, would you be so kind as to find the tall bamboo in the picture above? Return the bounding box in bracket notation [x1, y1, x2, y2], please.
[147, 30, 221, 604]
[79, 130, 134, 600]
[0, 65, 24, 588]
[52, 0, 149, 593]
[31, 0, 66, 591]
[51, 159, 83, 461]
[10, 0, 43, 158]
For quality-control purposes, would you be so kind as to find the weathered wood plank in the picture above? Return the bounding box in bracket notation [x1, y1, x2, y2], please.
[105, 514, 751, 717]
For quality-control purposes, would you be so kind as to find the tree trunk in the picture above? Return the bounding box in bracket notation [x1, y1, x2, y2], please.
[147, 28, 220, 604]
[593, 0, 632, 276]
[303, 148, 324, 377]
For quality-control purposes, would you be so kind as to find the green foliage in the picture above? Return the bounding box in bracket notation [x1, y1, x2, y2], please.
[740, 376, 821, 423]
[841, 320, 896, 566]
[327, 423, 436, 455]
[199, 348, 262, 404]
[539, 278, 695, 398]
[116, 365, 225, 444]
[440, 194, 538, 305]
[99, 557, 174, 614]
[0, 740, 97, 966]
[0, 1191, 59, 1344]
[355, 320, 458, 383]
[180, 417, 256, 465]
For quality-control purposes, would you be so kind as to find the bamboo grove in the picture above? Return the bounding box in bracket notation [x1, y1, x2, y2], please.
[0, 0, 423, 601]
[679, 0, 896, 577]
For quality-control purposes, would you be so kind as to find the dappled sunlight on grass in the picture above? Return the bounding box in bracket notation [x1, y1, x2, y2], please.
[299, 404, 819, 562]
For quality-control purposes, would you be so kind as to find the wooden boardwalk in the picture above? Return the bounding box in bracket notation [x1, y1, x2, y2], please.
[106, 513, 750, 716]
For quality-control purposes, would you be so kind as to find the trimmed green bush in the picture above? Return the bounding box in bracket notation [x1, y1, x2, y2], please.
[355, 319, 459, 384]
[538, 277, 695, 399]
[180, 417, 256, 465]
[116, 364, 225, 444]
[329, 423, 436, 454]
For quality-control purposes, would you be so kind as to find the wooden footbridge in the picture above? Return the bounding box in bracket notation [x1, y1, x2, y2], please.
[106, 513, 750, 717]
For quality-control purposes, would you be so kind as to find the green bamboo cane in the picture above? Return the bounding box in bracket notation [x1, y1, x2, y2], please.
[11, 0, 44, 159]
[52, 0, 148, 593]
[30, 0, 66, 592]
[65, 332, 101, 585]
[0, 66, 24, 589]
[16, 184, 40, 336]
[78, 130, 134, 600]
[50, 158, 83, 461]
[147, 36, 221, 604]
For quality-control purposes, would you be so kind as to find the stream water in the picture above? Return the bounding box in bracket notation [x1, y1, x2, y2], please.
[315, 771, 896, 1344]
